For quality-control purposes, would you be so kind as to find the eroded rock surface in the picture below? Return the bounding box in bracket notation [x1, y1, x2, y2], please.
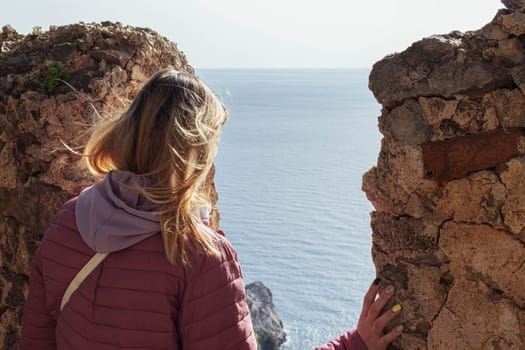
[364, 1, 525, 348]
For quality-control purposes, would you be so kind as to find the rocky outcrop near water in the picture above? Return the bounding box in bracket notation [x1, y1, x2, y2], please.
[364, 2, 525, 349]
[0, 22, 205, 348]
[246, 281, 287, 350]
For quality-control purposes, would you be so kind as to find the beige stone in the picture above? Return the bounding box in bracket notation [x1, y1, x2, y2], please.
[131, 64, 147, 81]
[417, 96, 502, 141]
[501, 12, 525, 36]
[519, 136, 525, 154]
[370, 34, 509, 106]
[483, 38, 525, 65]
[405, 265, 445, 323]
[364, 139, 439, 218]
[379, 99, 432, 145]
[435, 171, 505, 226]
[492, 88, 525, 128]
[362, 167, 391, 212]
[371, 212, 438, 256]
[428, 278, 523, 350]
[418, 97, 458, 126]
[451, 98, 477, 129]
[376, 141, 426, 195]
[479, 93, 499, 132]
[479, 22, 510, 41]
[500, 157, 525, 235]
[511, 65, 525, 95]
[440, 222, 525, 308]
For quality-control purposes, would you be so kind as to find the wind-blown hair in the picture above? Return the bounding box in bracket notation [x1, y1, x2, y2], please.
[83, 69, 229, 265]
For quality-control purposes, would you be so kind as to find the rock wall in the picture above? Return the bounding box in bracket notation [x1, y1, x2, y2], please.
[0, 22, 200, 348]
[364, 1, 525, 349]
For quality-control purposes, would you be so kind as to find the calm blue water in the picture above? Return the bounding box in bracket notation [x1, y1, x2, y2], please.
[196, 68, 381, 350]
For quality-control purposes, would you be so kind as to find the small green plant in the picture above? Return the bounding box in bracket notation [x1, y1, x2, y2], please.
[54, 36, 67, 44]
[43, 61, 70, 93]
[32, 26, 42, 35]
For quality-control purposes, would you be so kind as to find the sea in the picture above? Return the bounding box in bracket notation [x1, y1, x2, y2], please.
[196, 68, 382, 350]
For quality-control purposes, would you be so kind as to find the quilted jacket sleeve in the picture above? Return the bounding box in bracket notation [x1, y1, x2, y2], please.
[20, 248, 57, 350]
[178, 235, 257, 350]
[315, 329, 368, 350]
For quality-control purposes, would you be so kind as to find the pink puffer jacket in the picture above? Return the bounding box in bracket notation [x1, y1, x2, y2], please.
[20, 197, 257, 349]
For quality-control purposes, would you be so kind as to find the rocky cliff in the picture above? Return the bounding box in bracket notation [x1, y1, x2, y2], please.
[0, 22, 212, 348]
[246, 281, 287, 350]
[364, 1, 525, 349]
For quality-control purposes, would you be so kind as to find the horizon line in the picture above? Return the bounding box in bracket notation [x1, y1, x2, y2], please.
[194, 66, 372, 70]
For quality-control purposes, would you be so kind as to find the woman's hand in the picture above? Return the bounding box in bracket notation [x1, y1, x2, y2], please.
[357, 279, 403, 350]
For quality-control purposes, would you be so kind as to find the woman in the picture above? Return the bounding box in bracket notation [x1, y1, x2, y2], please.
[21, 69, 401, 349]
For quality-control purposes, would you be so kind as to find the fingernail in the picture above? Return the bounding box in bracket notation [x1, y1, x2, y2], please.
[385, 285, 395, 294]
[392, 304, 402, 313]
[396, 325, 404, 332]
[373, 277, 381, 285]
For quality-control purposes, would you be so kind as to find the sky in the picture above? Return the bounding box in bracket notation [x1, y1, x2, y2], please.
[2, 0, 503, 68]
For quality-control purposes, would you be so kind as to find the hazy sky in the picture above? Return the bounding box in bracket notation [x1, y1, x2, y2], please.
[2, 0, 503, 68]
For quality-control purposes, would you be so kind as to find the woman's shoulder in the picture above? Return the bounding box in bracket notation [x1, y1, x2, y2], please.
[47, 197, 78, 232]
[38, 196, 93, 257]
[202, 226, 239, 259]
[183, 228, 242, 280]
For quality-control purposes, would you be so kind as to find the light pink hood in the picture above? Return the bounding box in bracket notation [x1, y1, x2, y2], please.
[76, 170, 211, 253]
[75, 170, 162, 253]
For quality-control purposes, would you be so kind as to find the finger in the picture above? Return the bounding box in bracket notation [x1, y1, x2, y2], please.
[360, 278, 381, 319]
[367, 285, 395, 321]
[379, 325, 403, 348]
[374, 303, 402, 332]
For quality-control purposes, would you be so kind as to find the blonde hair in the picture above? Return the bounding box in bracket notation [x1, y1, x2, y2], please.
[83, 69, 229, 265]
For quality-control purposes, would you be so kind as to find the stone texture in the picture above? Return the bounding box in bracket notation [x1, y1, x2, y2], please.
[369, 34, 512, 108]
[418, 95, 500, 141]
[364, 3, 525, 348]
[371, 212, 438, 257]
[492, 88, 525, 128]
[501, 12, 525, 36]
[0, 25, 23, 53]
[435, 171, 506, 226]
[0, 22, 195, 349]
[428, 278, 523, 350]
[440, 222, 525, 308]
[418, 97, 458, 126]
[379, 100, 433, 145]
[502, 0, 525, 10]
[500, 157, 525, 239]
[511, 64, 525, 94]
[482, 37, 525, 65]
[480, 21, 512, 41]
[362, 139, 438, 219]
[246, 281, 286, 350]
